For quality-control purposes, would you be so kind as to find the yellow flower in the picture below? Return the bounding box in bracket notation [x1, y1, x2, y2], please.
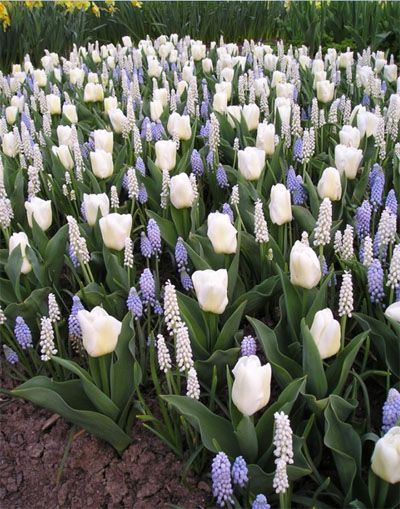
[91, 1, 100, 17]
[131, 1, 142, 7]
[24, 1, 43, 9]
[0, 2, 10, 30]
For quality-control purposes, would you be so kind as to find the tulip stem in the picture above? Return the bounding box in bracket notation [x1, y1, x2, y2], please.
[98, 355, 110, 397]
[340, 314, 347, 351]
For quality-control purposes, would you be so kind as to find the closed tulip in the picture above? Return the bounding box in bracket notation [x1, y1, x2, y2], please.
[176, 80, 188, 98]
[77, 307, 122, 357]
[226, 105, 242, 128]
[334, 144, 363, 180]
[202, 58, 213, 73]
[2, 132, 19, 158]
[62, 104, 78, 124]
[167, 112, 192, 140]
[264, 54, 278, 72]
[312, 59, 325, 74]
[207, 212, 237, 254]
[317, 80, 335, 103]
[153, 88, 168, 107]
[385, 302, 400, 323]
[93, 129, 113, 153]
[191, 42, 206, 61]
[357, 110, 379, 138]
[269, 184, 292, 225]
[313, 71, 327, 89]
[108, 108, 127, 134]
[192, 269, 229, 314]
[46, 94, 61, 115]
[9, 232, 32, 274]
[213, 92, 228, 113]
[122, 36, 132, 48]
[83, 193, 110, 226]
[290, 241, 321, 289]
[5, 106, 18, 125]
[310, 309, 341, 359]
[84, 83, 104, 102]
[57, 125, 72, 147]
[371, 427, 400, 484]
[99, 213, 132, 251]
[148, 59, 162, 78]
[384, 64, 397, 83]
[104, 96, 118, 113]
[69, 67, 85, 85]
[339, 125, 360, 148]
[232, 355, 272, 416]
[254, 77, 270, 98]
[238, 146, 266, 181]
[317, 167, 342, 201]
[25, 197, 52, 231]
[275, 97, 292, 124]
[150, 99, 164, 121]
[256, 123, 275, 155]
[182, 65, 193, 83]
[242, 103, 260, 131]
[90, 150, 113, 179]
[52, 145, 74, 171]
[169, 173, 195, 209]
[155, 140, 177, 171]
[11, 95, 24, 112]
[221, 67, 234, 82]
[216, 82, 232, 101]
[276, 82, 295, 99]
[33, 69, 47, 87]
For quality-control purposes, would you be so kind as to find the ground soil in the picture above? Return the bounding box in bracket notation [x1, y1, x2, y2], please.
[0, 388, 212, 509]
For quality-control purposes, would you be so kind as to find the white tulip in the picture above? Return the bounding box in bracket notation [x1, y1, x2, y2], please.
[150, 99, 164, 121]
[317, 167, 342, 201]
[33, 69, 47, 87]
[25, 197, 52, 231]
[45, 94, 61, 115]
[90, 150, 113, 179]
[242, 103, 260, 131]
[83, 193, 110, 226]
[11, 95, 24, 112]
[9, 232, 32, 274]
[226, 105, 242, 128]
[122, 36, 132, 48]
[310, 309, 341, 359]
[62, 104, 78, 124]
[108, 108, 127, 134]
[169, 173, 195, 209]
[256, 123, 275, 155]
[182, 65, 193, 83]
[94, 129, 113, 153]
[371, 427, 400, 484]
[232, 355, 272, 416]
[191, 42, 206, 61]
[254, 77, 270, 98]
[339, 125, 360, 148]
[2, 132, 19, 158]
[238, 146, 266, 181]
[155, 140, 177, 171]
[167, 112, 192, 140]
[213, 92, 228, 113]
[69, 67, 85, 85]
[264, 54, 278, 72]
[52, 145, 74, 171]
[313, 71, 327, 89]
[192, 269, 229, 314]
[216, 82, 232, 101]
[357, 65, 373, 88]
[317, 80, 335, 103]
[338, 51, 353, 69]
[176, 80, 188, 98]
[312, 59, 325, 74]
[207, 212, 237, 254]
[290, 241, 321, 289]
[57, 125, 72, 147]
[276, 82, 294, 99]
[271, 70, 285, 87]
[385, 302, 400, 323]
[202, 58, 213, 73]
[384, 64, 397, 83]
[77, 307, 122, 357]
[221, 67, 234, 82]
[269, 184, 292, 225]
[99, 213, 132, 251]
[299, 54, 311, 70]
[91, 50, 101, 64]
[374, 58, 386, 73]
[104, 96, 118, 113]
[334, 144, 363, 180]
[5, 106, 18, 125]
[357, 110, 379, 138]
[153, 88, 168, 107]
[275, 97, 292, 124]
[84, 83, 104, 102]
[232, 55, 246, 71]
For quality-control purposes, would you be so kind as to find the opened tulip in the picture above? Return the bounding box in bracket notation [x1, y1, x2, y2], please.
[242, 103, 260, 131]
[11, 95, 24, 112]
[339, 125, 361, 148]
[83, 193, 110, 226]
[155, 140, 176, 171]
[69, 67, 85, 85]
[191, 42, 206, 61]
[256, 123, 275, 155]
[52, 145, 74, 171]
[2, 132, 19, 158]
[276, 82, 295, 99]
[232, 356, 272, 416]
[25, 197, 52, 231]
[317, 167, 342, 201]
[238, 146, 266, 181]
[385, 302, 400, 323]
[9, 232, 32, 274]
[271, 70, 285, 87]
[153, 88, 168, 107]
[192, 269, 228, 314]
[269, 184, 292, 225]
[93, 129, 113, 153]
[310, 309, 341, 359]
[317, 80, 335, 103]
[167, 112, 192, 140]
[169, 173, 195, 209]
[221, 67, 234, 82]
[290, 241, 321, 289]
[334, 144, 363, 180]
[371, 427, 400, 484]
[90, 150, 113, 179]
[99, 213, 132, 251]
[207, 212, 237, 254]
[77, 307, 122, 357]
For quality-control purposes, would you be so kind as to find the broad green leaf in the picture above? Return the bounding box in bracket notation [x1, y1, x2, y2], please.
[235, 415, 258, 463]
[301, 318, 328, 399]
[214, 301, 246, 351]
[177, 291, 209, 359]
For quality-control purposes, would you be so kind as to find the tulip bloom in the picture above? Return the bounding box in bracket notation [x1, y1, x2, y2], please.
[290, 241, 321, 289]
[371, 427, 400, 484]
[192, 269, 229, 314]
[77, 307, 122, 357]
[99, 213, 132, 251]
[238, 147, 266, 181]
[9, 232, 32, 274]
[207, 212, 237, 254]
[155, 140, 177, 171]
[169, 173, 195, 209]
[310, 309, 341, 359]
[83, 193, 110, 226]
[269, 184, 292, 225]
[317, 167, 342, 201]
[25, 197, 52, 232]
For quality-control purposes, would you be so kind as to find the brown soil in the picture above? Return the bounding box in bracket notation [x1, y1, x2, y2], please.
[0, 392, 212, 509]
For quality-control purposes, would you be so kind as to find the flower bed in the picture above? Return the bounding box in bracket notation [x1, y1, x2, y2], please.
[0, 34, 399, 508]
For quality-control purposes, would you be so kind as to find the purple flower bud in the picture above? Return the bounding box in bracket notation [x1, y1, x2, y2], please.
[241, 335, 257, 357]
[140, 233, 153, 258]
[252, 494, 271, 509]
[368, 259, 385, 303]
[222, 203, 234, 223]
[68, 295, 84, 340]
[200, 100, 209, 120]
[216, 165, 229, 189]
[14, 316, 33, 349]
[206, 149, 214, 169]
[175, 237, 188, 272]
[382, 388, 400, 434]
[355, 200, 372, 238]
[127, 287, 143, 319]
[141, 117, 151, 138]
[180, 272, 193, 291]
[211, 452, 234, 508]
[138, 184, 148, 204]
[151, 121, 165, 141]
[191, 149, 204, 177]
[369, 164, 385, 210]
[362, 94, 370, 107]
[231, 456, 248, 488]
[3, 345, 18, 365]
[200, 120, 211, 138]
[385, 189, 398, 216]
[153, 300, 163, 315]
[147, 218, 162, 257]
[135, 156, 146, 176]
[139, 268, 156, 307]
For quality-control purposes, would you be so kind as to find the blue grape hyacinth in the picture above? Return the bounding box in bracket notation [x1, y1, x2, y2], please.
[14, 316, 33, 349]
[211, 452, 234, 507]
[252, 494, 271, 509]
[382, 388, 400, 433]
[368, 259, 385, 304]
[240, 335, 257, 357]
[231, 456, 248, 488]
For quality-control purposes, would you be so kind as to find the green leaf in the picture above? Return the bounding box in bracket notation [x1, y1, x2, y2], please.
[103, 247, 128, 293]
[301, 318, 328, 399]
[235, 415, 258, 463]
[183, 238, 212, 270]
[227, 275, 279, 316]
[146, 210, 177, 249]
[292, 205, 316, 232]
[177, 291, 209, 359]
[4, 244, 22, 301]
[12, 377, 131, 455]
[45, 224, 68, 282]
[215, 301, 246, 351]
[195, 348, 240, 384]
[277, 266, 302, 341]
[162, 395, 240, 457]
